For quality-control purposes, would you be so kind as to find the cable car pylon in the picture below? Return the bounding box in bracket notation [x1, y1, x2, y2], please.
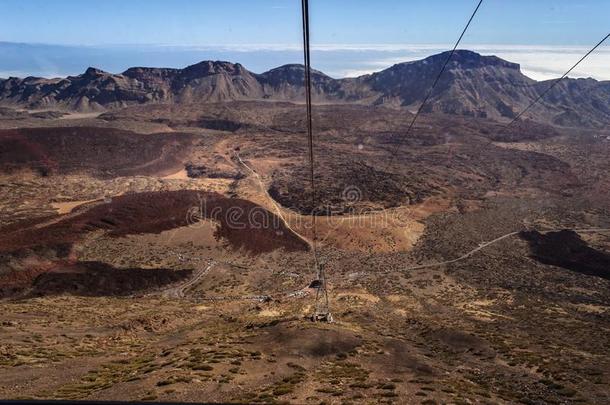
[309, 257, 332, 322]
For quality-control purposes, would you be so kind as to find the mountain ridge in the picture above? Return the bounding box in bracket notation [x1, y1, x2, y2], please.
[1, 50, 609, 127]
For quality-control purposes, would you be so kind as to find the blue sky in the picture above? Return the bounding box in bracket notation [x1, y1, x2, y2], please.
[1, 0, 608, 46]
[1, 1, 609, 80]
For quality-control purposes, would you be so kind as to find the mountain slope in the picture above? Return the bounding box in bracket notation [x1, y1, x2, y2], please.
[363, 51, 536, 117]
[359, 50, 610, 127]
[0, 61, 265, 111]
[1, 50, 609, 127]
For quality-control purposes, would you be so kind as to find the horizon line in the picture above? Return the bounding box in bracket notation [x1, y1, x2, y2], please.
[3, 41, 610, 52]
[2, 50, 605, 84]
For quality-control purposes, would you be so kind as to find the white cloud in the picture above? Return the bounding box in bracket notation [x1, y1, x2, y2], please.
[194, 43, 610, 81]
[305, 44, 610, 81]
[3, 42, 609, 81]
[340, 68, 378, 78]
[478, 48, 610, 81]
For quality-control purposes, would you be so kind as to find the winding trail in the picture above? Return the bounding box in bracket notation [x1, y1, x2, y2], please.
[234, 152, 313, 249]
[159, 250, 309, 301]
[398, 227, 610, 272]
[158, 227, 610, 302]
[235, 149, 610, 275]
[162, 261, 216, 298]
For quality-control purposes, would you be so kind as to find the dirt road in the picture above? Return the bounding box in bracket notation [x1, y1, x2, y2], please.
[399, 227, 610, 272]
[162, 261, 215, 298]
[235, 151, 313, 249]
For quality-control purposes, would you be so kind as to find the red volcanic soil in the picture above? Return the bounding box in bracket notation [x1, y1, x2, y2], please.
[0, 260, 58, 297]
[520, 230, 610, 280]
[0, 191, 308, 296]
[0, 260, 192, 298]
[0, 190, 309, 255]
[0, 127, 194, 177]
[30, 261, 192, 297]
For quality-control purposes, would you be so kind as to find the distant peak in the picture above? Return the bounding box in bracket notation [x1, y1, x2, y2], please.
[424, 50, 520, 70]
[445, 49, 481, 58]
[121, 66, 180, 78]
[262, 64, 329, 78]
[182, 60, 246, 76]
[83, 67, 108, 77]
[268, 64, 305, 71]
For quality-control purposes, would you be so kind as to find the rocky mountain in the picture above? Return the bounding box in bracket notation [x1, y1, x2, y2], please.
[1, 50, 609, 127]
[363, 51, 610, 127]
[365, 51, 534, 116]
[0, 62, 263, 111]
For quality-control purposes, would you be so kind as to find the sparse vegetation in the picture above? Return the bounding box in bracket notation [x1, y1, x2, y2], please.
[0, 87, 609, 404]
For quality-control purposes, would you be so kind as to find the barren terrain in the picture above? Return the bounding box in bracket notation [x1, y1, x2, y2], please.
[0, 100, 609, 404]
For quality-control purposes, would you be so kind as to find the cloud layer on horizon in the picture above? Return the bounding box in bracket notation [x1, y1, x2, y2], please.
[1, 42, 609, 82]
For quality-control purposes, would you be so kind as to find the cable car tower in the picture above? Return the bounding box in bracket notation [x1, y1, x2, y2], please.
[309, 258, 332, 322]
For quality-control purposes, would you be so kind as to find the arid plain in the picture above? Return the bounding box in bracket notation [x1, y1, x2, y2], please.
[1, 100, 609, 404]
[1, 52, 610, 404]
